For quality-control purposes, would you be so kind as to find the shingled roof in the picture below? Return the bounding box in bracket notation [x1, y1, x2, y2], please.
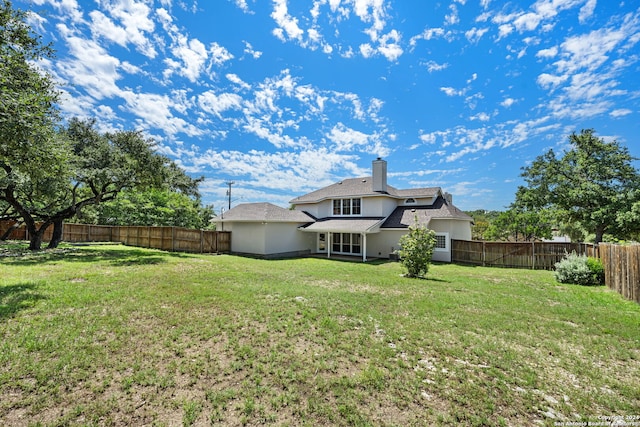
[301, 217, 386, 233]
[215, 202, 315, 223]
[381, 196, 473, 228]
[290, 176, 441, 204]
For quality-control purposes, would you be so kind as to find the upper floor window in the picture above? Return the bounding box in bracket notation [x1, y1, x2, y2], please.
[405, 198, 416, 204]
[333, 198, 361, 216]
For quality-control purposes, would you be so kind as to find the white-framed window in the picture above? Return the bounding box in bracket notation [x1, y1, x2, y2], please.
[332, 198, 362, 216]
[405, 198, 416, 204]
[332, 233, 362, 254]
[434, 233, 448, 251]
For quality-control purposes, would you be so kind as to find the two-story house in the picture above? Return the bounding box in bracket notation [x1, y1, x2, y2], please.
[214, 158, 473, 261]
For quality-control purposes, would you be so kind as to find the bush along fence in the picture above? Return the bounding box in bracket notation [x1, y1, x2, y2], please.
[452, 239, 639, 304]
[0, 221, 230, 254]
[599, 243, 640, 304]
[451, 240, 597, 270]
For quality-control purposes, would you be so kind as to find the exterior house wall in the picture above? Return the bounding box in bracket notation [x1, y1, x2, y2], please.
[365, 219, 472, 263]
[362, 196, 397, 217]
[225, 222, 267, 255]
[227, 222, 313, 258]
[366, 230, 405, 259]
[294, 200, 332, 218]
[429, 219, 472, 241]
[264, 222, 314, 257]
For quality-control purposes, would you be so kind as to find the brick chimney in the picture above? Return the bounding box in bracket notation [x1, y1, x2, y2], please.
[372, 158, 387, 193]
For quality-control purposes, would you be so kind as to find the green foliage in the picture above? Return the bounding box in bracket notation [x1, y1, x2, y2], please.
[397, 220, 436, 278]
[554, 252, 604, 286]
[466, 210, 501, 240]
[82, 188, 213, 229]
[517, 129, 640, 243]
[485, 207, 553, 241]
[586, 257, 605, 285]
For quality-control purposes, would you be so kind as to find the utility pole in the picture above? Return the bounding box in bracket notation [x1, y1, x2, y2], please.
[225, 181, 235, 210]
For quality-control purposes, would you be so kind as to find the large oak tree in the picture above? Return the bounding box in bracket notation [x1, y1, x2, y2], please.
[0, 0, 67, 248]
[516, 129, 640, 243]
[1, 2, 205, 249]
[4, 118, 203, 250]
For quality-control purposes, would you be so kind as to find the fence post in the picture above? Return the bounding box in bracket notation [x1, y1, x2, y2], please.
[482, 241, 486, 267]
[532, 241, 535, 270]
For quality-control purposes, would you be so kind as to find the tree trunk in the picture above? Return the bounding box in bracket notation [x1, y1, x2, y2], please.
[0, 221, 22, 241]
[28, 221, 53, 251]
[594, 226, 605, 244]
[47, 218, 64, 249]
[28, 229, 45, 250]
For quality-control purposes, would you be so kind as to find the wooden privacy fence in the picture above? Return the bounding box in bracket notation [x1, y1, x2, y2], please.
[451, 240, 597, 270]
[0, 221, 230, 254]
[599, 243, 640, 304]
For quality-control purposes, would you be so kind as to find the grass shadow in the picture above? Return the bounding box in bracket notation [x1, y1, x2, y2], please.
[0, 283, 47, 321]
[0, 243, 189, 267]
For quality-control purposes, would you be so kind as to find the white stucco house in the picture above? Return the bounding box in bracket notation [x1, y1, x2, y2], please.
[214, 158, 473, 262]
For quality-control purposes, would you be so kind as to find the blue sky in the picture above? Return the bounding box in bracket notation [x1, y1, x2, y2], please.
[19, 0, 640, 212]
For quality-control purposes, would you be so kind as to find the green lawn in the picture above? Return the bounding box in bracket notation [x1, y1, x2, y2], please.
[1, 243, 638, 426]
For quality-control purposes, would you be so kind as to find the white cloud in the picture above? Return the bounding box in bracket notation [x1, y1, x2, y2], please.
[536, 73, 568, 89]
[610, 109, 632, 117]
[210, 42, 234, 66]
[165, 36, 207, 82]
[120, 90, 201, 137]
[234, 0, 251, 13]
[409, 27, 451, 47]
[351, 0, 388, 36]
[359, 43, 375, 58]
[501, 97, 516, 107]
[536, 46, 558, 58]
[465, 27, 489, 43]
[440, 87, 461, 97]
[271, 0, 304, 41]
[513, 12, 542, 32]
[422, 60, 449, 72]
[56, 24, 123, 100]
[470, 112, 491, 121]
[377, 29, 403, 61]
[194, 148, 361, 199]
[198, 91, 243, 118]
[497, 24, 513, 40]
[326, 123, 370, 151]
[243, 41, 262, 59]
[226, 73, 252, 90]
[91, 0, 157, 58]
[32, 0, 83, 23]
[445, 4, 460, 26]
[579, 0, 597, 23]
[534, 12, 640, 121]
